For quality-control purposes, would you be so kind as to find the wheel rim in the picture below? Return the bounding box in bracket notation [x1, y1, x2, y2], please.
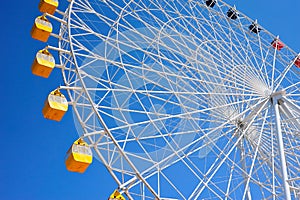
[58, 0, 300, 199]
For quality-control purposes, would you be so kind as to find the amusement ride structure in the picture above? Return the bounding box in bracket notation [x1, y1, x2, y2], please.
[30, 0, 300, 199]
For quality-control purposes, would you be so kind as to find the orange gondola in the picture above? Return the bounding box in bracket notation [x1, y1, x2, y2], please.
[31, 15, 52, 42]
[38, 0, 59, 15]
[109, 190, 126, 200]
[42, 89, 68, 121]
[31, 49, 55, 78]
[65, 138, 93, 173]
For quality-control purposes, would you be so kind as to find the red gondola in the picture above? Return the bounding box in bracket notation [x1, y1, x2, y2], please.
[271, 39, 285, 51]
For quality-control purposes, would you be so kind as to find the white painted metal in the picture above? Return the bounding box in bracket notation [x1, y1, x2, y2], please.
[55, 0, 300, 199]
[272, 93, 291, 200]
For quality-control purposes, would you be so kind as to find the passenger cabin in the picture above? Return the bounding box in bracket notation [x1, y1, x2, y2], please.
[65, 138, 93, 173]
[227, 8, 239, 20]
[249, 22, 261, 34]
[31, 15, 52, 42]
[205, 0, 216, 8]
[109, 190, 126, 200]
[295, 56, 300, 68]
[42, 89, 68, 121]
[271, 39, 284, 50]
[38, 0, 59, 15]
[31, 49, 55, 78]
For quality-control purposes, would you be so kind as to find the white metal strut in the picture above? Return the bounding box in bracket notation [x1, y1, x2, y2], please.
[272, 92, 291, 200]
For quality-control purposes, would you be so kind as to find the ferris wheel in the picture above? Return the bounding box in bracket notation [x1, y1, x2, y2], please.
[30, 0, 300, 199]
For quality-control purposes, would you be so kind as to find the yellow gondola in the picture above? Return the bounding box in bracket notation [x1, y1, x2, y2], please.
[109, 190, 126, 200]
[30, 15, 52, 42]
[42, 89, 68, 121]
[65, 138, 93, 173]
[31, 49, 55, 78]
[38, 0, 59, 15]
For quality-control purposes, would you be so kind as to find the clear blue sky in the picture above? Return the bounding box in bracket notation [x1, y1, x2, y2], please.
[0, 0, 299, 199]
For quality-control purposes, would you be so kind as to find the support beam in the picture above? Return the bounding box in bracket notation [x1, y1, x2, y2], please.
[239, 141, 252, 200]
[272, 96, 291, 200]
